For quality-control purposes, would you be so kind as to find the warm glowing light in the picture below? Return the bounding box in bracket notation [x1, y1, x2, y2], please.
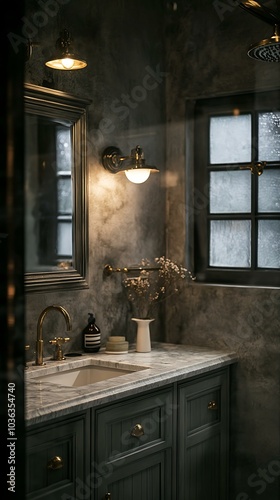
[233, 108, 240, 116]
[61, 57, 74, 69]
[125, 168, 151, 184]
[45, 58, 87, 70]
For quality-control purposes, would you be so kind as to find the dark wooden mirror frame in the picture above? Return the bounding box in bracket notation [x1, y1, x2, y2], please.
[24, 83, 91, 292]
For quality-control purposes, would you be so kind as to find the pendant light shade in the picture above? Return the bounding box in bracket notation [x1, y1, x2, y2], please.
[45, 29, 87, 70]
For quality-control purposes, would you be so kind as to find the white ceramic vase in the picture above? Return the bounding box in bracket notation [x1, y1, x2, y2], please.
[132, 318, 154, 353]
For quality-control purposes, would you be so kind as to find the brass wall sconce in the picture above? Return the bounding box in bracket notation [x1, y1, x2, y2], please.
[45, 29, 87, 70]
[102, 145, 159, 184]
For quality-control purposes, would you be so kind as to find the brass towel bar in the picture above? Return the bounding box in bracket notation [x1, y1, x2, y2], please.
[103, 264, 160, 277]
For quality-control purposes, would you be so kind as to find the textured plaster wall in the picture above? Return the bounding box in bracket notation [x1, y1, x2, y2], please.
[165, 1, 280, 499]
[24, 0, 166, 356]
[23, 0, 280, 498]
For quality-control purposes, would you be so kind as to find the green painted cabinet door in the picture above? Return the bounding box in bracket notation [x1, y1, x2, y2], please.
[26, 411, 90, 500]
[96, 450, 172, 500]
[93, 388, 173, 500]
[177, 368, 229, 500]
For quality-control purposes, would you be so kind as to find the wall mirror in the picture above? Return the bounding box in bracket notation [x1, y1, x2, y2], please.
[24, 83, 91, 292]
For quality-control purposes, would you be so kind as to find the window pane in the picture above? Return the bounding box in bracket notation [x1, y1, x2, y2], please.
[56, 126, 72, 172]
[258, 220, 280, 268]
[210, 114, 251, 164]
[57, 221, 72, 256]
[258, 170, 280, 213]
[258, 112, 280, 162]
[210, 220, 251, 267]
[210, 170, 251, 213]
[58, 177, 72, 214]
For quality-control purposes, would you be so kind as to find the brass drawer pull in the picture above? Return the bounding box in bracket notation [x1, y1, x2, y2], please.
[208, 400, 218, 410]
[47, 455, 64, 470]
[130, 423, 144, 437]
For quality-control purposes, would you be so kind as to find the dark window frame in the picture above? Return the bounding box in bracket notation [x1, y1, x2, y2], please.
[193, 90, 280, 287]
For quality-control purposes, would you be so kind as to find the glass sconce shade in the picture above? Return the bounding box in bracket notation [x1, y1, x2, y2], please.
[125, 168, 151, 184]
[45, 29, 87, 70]
[102, 145, 159, 184]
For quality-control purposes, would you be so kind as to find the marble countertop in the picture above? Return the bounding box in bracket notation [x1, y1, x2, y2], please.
[25, 343, 238, 426]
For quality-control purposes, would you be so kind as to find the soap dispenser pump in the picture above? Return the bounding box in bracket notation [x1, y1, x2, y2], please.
[82, 313, 101, 353]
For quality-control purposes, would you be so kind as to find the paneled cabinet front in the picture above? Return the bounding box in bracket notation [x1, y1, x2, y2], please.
[26, 411, 90, 499]
[25, 366, 232, 500]
[177, 369, 229, 500]
[92, 388, 173, 500]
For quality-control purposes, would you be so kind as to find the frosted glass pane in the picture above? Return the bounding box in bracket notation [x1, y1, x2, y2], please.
[258, 170, 280, 213]
[210, 220, 251, 267]
[57, 222, 72, 256]
[258, 112, 280, 162]
[258, 220, 280, 268]
[56, 127, 72, 171]
[58, 178, 72, 214]
[210, 170, 251, 213]
[210, 114, 251, 164]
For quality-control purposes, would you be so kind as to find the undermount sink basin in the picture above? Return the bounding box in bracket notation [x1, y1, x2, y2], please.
[29, 361, 146, 388]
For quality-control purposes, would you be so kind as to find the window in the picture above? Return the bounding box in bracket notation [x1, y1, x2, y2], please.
[56, 125, 73, 263]
[193, 90, 280, 287]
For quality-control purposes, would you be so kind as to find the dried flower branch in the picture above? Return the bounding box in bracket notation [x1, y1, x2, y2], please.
[123, 256, 196, 319]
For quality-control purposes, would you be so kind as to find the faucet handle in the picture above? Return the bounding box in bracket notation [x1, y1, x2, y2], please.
[49, 337, 70, 361]
[25, 344, 30, 368]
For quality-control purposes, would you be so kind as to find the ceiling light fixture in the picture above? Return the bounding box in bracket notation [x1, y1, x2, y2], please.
[45, 29, 87, 70]
[102, 145, 159, 184]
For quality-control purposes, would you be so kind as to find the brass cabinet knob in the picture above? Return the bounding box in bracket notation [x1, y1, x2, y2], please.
[207, 400, 218, 410]
[47, 455, 64, 470]
[130, 423, 145, 437]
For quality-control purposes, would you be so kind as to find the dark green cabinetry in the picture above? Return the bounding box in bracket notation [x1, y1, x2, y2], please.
[26, 411, 90, 499]
[177, 369, 229, 500]
[94, 388, 173, 500]
[26, 367, 231, 500]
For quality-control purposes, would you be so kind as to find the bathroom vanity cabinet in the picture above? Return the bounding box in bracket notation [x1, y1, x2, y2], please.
[26, 364, 231, 500]
[94, 387, 173, 499]
[26, 411, 90, 499]
[178, 369, 229, 499]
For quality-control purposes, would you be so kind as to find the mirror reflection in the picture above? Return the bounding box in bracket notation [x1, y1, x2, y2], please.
[24, 83, 91, 292]
[25, 115, 73, 272]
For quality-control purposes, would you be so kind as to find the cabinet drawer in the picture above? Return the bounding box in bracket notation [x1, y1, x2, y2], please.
[179, 370, 228, 435]
[26, 412, 89, 499]
[95, 388, 173, 466]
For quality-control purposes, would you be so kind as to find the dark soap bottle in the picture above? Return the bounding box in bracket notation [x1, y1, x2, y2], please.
[83, 313, 101, 353]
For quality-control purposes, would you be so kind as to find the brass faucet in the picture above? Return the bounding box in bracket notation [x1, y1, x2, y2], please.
[36, 305, 71, 366]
